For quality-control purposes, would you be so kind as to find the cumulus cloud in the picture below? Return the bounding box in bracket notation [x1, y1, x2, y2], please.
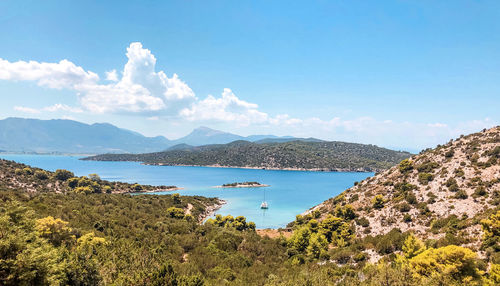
[1, 42, 196, 115]
[0, 58, 98, 89]
[105, 69, 118, 81]
[180, 88, 269, 125]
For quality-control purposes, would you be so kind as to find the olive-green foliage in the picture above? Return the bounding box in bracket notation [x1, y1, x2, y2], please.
[85, 140, 412, 172]
[416, 161, 439, 173]
[34, 170, 49, 180]
[0, 202, 100, 285]
[417, 172, 433, 184]
[372, 195, 385, 209]
[446, 177, 460, 192]
[399, 159, 414, 173]
[167, 206, 185, 219]
[53, 169, 74, 181]
[205, 214, 256, 231]
[481, 210, 500, 253]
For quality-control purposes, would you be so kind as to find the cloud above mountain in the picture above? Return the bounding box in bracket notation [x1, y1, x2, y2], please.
[1, 42, 497, 150]
[0, 42, 272, 123]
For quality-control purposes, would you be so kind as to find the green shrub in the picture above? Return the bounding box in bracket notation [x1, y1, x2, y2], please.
[418, 173, 434, 184]
[399, 159, 414, 174]
[403, 214, 412, 223]
[398, 203, 411, 213]
[166, 207, 185, 219]
[54, 169, 74, 181]
[455, 190, 468, 199]
[372, 195, 385, 209]
[74, 186, 93, 194]
[23, 167, 33, 175]
[356, 217, 370, 227]
[67, 178, 79, 189]
[34, 170, 49, 180]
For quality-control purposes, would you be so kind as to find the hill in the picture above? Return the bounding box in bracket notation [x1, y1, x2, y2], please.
[83, 140, 412, 172]
[0, 117, 171, 154]
[0, 118, 317, 154]
[303, 126, 500, 249]
[2, 132, 500, 284]
[168, 126, 303, 146]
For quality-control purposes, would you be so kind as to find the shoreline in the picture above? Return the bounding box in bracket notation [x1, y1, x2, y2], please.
[214, 184, 269, 189]
[199, 199, 227, 223]
[142, 163, 377, 173]
[135, 187, 184, 193]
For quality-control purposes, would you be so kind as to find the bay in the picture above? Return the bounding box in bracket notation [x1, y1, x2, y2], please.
[0, 154, 373, 228]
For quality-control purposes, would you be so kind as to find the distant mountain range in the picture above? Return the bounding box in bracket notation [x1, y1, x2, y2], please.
[0, 117, 313, 154]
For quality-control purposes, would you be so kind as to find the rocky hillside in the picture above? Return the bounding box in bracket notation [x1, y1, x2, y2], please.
[307, 126, 500, 248]
[84, 140, 412, 172]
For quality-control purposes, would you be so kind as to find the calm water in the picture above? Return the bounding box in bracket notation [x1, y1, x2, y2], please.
[0, 154, 372, 228]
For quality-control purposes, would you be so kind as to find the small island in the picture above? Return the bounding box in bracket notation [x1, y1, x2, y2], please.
[215, 181, 269, 188]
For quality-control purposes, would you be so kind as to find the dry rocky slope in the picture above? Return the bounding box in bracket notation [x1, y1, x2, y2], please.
[307, 126, 500, 248]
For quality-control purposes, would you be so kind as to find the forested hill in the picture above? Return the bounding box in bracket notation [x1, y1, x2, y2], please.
[83, 140, 412, 172]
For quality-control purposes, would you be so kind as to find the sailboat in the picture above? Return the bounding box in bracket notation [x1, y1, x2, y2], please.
[260, 188, 269, 209]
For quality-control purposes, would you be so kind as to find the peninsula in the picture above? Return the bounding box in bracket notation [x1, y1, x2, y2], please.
[83, 140, 412, 172]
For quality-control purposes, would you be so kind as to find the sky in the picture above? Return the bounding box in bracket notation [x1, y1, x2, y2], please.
[0, 0, 499, 152]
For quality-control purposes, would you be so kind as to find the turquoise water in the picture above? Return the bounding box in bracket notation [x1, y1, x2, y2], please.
[0, 154, 373, 228]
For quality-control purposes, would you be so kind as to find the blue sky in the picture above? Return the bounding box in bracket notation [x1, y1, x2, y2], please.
[0, 0, 499, 151]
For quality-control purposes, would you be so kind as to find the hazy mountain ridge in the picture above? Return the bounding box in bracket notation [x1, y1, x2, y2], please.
[84, 140, 412, 172]
[0, 117, 172, 154]
[0, 118, 308, 154]
[305, 126, 500, 247]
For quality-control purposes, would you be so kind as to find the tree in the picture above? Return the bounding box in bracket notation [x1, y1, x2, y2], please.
[167, 207, 185, 219]
[0, 203, 68, 285]
[172, 193, 182, 204]
[288, 226, 311, 253]
[409, 245, 480, 283]
[34, 170, 49, 180]
[88, 173, 101, 181]
[150, 263, 178, 286]
[35, 216, 75, 246]
[402, 233, 425, 259]
[307, 233, 328, 259]
[481, 210, 500, 251]
[53, 169, 74, 181]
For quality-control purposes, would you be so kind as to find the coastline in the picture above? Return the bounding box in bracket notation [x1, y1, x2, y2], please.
[199, 199, 226, 223]
[135, 187, 184, 194]
[214, 184, 269, 188]
[143, 163, 377, 173]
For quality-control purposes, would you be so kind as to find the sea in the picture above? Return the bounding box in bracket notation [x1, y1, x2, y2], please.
[0, 154, 373, 229]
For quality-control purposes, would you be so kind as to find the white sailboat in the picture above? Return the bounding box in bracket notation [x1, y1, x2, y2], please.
[260, 188, 269, 209]
[260, 201, 268, 209]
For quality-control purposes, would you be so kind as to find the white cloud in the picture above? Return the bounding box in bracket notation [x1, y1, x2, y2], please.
[105, 69, 118, 81]
[427, 122, 448, 128]
[43, 104, 83, 113]
[180, 88, 269, 125]
[1, 42, 196, 115]
[14, 106, 40, 114]
[0, 58, 98, 89]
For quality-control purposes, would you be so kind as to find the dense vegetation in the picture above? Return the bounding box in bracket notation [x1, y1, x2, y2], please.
[0, 159, 177, 194]
[84, 140, 412, 172]
[2, 127, 500, 285]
